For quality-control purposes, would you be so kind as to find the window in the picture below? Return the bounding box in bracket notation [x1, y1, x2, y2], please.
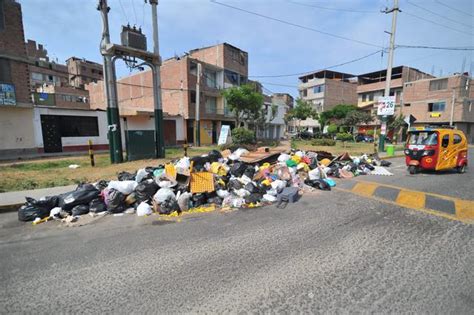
[301, 89, 308, 97]
[48, 75, 54, 82]
[428, 101, 445, 112]
[362, 94, 367, 102]
[453, 134, 462, 144]
[61, 94, 73, 102]
[313, 84, 325, 94]
[205, 70, 217, 88]
[224, 69, 238, 85]
[31, 72, 43, 81]
[441, 134, 449, 148]
[98, 71, 103, 76]
[205, 97, 217, 113]
[81, 66, 86, 71]
[0, 0, 4, 31]
[0, 59, 12, 82]
[409, 132, 438, 145]
[190, 62, 197, 76]
[429, 78, 448, 91]
[91, 69, 95, 74]
[368, 93, 374, 101]
[59, 116, 99, 137]
[404, 103, 411, 107]
[190, 90, 196, 103]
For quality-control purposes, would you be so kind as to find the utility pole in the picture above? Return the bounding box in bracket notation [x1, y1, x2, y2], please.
[449, 88, 456, 127]
[379, 0, 399, 152]
[195, 63, 202, 146]
[98, 0, 123, 163]
[149, 0, 165, 158]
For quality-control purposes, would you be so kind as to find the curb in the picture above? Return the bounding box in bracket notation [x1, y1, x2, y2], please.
[380, 153, 404, 160]
[0, 203, 22, 214]
[336, 179, 474, 223]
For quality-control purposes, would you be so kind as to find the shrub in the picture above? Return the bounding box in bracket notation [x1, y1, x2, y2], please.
[311, 138, 336, 146]
[327, 124, 338, 135]
[231, 127, 255, 145]
[366, 130, 374, 136]
[336, 132, 354, 142]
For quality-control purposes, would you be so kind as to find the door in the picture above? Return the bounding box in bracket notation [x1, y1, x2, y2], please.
[211, 121, 218, 144]
[163, 120, 177, 146]
[436, 133, 452, 170]
[40, 115, 62, 153]
[186, 120, 194, 144]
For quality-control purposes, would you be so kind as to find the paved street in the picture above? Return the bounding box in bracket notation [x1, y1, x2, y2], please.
[1, 152, 473, 313]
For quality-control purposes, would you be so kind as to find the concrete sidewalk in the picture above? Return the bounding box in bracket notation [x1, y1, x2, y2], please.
[0, 185, 76, 212]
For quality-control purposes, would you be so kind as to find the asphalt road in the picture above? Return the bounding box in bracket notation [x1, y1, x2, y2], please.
[363, 148, 474, 199]
[0, 156, 473, 313]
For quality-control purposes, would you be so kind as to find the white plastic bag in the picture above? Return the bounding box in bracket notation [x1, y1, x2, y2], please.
[277, 153, 291, 162]
[176, 157, 190, 169]
[216, 189, 230, 198]
[271, 180, 286, 191]
[263, 194, 277, 202]
[135, 168, 148, 183]
[136, 202, 152, 216]
[153, 188, 176, 204]
[308, 168, 321, 180]
[107, 180, 138, 195]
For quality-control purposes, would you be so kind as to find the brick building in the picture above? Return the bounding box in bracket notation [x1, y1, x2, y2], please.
[402, 73, 474, 143]
[67, 56, 103, 89]
[87, 42, 248, 145]
[299, 70, 358, 113]
[356, 66, 433, 134]
[0, 0, 36, 156]
[272, 93, 294, 109]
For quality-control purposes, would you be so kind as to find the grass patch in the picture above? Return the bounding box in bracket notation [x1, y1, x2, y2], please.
[0, 146, 219, 192]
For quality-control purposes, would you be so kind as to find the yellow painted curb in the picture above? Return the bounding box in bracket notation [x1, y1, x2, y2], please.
[396, 190, 426, 209]
[352, 182, 378, 197]
[455, 200, 474, 222]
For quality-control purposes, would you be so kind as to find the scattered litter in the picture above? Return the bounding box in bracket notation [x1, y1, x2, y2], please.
[68, 164, 80, 169]
[136, 202, 152, 216]
[370, 166, 394, 176]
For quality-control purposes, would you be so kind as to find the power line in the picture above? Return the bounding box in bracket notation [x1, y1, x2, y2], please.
[402, 11, 474, 37]
[118, 0, 129, 22]
[249, 50, 383, 78]
[289, 0, 379, 14]
[435, 0, 474, 18]
[130, 0, 138, 25]
[406, 0, 473, 30]
[210, 0, 383, 48]
[396, 45, 474, 51]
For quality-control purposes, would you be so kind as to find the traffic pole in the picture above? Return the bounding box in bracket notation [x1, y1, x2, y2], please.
[379, 0, 399, 152]
[195, 63, 202, 146]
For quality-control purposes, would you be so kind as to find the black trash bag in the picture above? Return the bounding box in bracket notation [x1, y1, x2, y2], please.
[135, 180, 159, 202]
[71, 204, 89, 216]
[160, 197, 180, 215]
[94, 180, 109, 192]
[348, 162, 358, 172]
[192, 193, 207, 208]
[208, 150, 223, 163]
[245, 193, 263, 204]
[59, 184, 99, 212]
[305, 179, 331, 191]
[230, 162, 247, 177]
[244, 182, 258, 194]
[207, 196, 223, 205]
[190, 156, 210, 172]
[309, 157, 318, 169]
[364, 163, 375, 171]
[18, 196, 59, 221]
[243, 165, 256, 179]
[117, 171, 136, 181]
[104, 188, 126, 213]
[228, 178, 243, 190]
[380, 160, 392, 167]
[89, 198, 107, 213]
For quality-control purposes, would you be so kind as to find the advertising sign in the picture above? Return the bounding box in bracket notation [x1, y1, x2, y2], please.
[218, 125, 231, 145]
[376, 96, 395, 116]
[0, 83, 16, 105]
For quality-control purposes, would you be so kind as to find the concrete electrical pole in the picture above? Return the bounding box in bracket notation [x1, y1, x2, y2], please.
[98, 0, 123, 163]
[149, 0, 165, 158]
[379, 0, 399, 152]
[195, 63, 202, 146]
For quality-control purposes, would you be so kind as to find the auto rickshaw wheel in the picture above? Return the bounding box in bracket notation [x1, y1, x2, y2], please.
[456, 164, 466, 174]
[408, 165, 418, 175]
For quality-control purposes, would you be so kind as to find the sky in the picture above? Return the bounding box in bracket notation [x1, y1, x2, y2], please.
[20, 0, 474, 97]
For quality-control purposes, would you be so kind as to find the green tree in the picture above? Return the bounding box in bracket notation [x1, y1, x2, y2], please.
[319, 104, 357, 127]
[222, 84, 264, 127]
[388, 114, 406, 143]
[343, 110, 373, 133]
[327, 124, 338, 135]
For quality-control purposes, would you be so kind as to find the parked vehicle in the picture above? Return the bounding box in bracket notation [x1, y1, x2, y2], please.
[404, 126, 468, 174]
[355, 134, 374, 142]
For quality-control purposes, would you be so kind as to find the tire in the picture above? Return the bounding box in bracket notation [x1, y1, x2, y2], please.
[456, 164, 466, 174]
[408, 165, 417, 175]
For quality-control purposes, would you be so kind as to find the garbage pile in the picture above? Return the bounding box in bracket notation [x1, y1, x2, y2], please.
[18, 148, 392, 223]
